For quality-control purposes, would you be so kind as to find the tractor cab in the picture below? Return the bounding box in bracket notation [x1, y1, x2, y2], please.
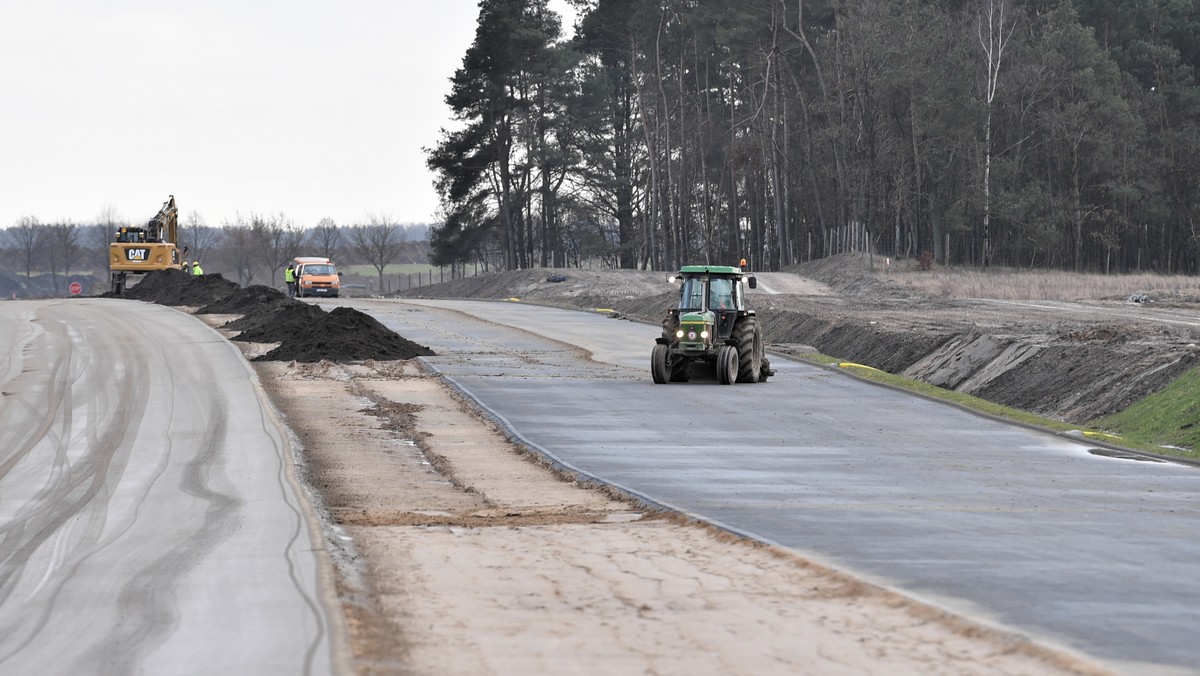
[667, 265, 757, 348]
[676, 274, 747, 311]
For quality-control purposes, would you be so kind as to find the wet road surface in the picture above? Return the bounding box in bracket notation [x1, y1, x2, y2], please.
[342, 297, 1200, 676]
[0, 299, 343, 674]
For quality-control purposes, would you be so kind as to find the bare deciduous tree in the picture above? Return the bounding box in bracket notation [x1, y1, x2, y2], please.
[43, 222, 80, 294]
[8, 216, 44, 280]
[220, 217, 259, 285]
[182, 210, 222, 265]
[310, 217, 342, 260]
[977, 0, 1016, 267]
[91, 205, 124, 271]
[347, 215, 408, 292]
[250, 213, 305, 285]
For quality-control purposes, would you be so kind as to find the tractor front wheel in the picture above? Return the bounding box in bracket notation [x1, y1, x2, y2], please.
[717, 345, 738, 385]
[651, 343, 671, 384]
[734, 316, 763, 383]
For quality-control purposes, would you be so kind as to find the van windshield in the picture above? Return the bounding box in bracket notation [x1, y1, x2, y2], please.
[302, 264, 335, 275]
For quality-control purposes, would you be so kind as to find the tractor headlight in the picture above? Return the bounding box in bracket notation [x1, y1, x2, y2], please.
[701, 330, 709, 339]
[676, 329, 684, 338]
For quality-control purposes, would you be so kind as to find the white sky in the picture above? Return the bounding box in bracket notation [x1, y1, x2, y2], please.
[0, 0, 576, 230]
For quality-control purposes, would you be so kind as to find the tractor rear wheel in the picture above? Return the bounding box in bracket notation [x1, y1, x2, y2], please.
[651, 343, 670, 384]
[717, 345, 738, 385]
[733, 315, 763, 383]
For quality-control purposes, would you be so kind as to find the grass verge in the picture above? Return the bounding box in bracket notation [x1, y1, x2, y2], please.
[340, 263, 440, 277]
[1091, 365, 1200, 460]
[796, 353, 1200, 463]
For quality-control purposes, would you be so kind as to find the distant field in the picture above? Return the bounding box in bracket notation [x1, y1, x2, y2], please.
[340, 263, 440, 277]
[885, 264, 1200, 300]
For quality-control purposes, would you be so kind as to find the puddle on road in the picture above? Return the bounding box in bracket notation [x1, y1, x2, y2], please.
[1087, 448, 1165, 463]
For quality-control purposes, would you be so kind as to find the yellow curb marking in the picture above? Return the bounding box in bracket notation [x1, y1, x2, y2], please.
[838, 362, 883, 373]
[1082, 430, 1124, 442]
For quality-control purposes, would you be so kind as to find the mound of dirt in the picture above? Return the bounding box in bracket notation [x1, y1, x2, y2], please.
[106, 270, 434, 363]
[970, 342, 1200, 420]
[399, 267, 670, 307]
[197, 284, 287, 314]
[787, 254, 914, 299]
[119, 270, 242, 306]
[98, 268, 185, 299]
[225, 300, 328, 343]
[253, 306, 435, 363]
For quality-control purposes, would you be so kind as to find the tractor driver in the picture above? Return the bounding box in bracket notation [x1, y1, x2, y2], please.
[710, 278, 734, 310]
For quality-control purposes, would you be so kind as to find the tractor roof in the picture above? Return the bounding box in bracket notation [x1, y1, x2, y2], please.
[678, 265, 743, 276]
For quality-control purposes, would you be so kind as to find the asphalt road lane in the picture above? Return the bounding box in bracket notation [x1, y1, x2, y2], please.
[346, 298, 1200, 675]
[0, 300, 342, 674]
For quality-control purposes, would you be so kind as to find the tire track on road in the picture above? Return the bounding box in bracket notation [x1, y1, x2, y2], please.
[0, 303, 150, 662]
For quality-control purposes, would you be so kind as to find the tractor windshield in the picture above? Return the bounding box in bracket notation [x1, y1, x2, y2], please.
[678, 278, 705, 310]
[709, 278, 735, 310]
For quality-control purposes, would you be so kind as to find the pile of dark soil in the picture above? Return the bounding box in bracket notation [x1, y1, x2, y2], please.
[224, 300, 327, 343]
[253, 306, 435, 363]
[106, 270, 432, 363]
[119, 269, 241, 306]
[197, 285, 287, 314]
[98, 269, 182, 299]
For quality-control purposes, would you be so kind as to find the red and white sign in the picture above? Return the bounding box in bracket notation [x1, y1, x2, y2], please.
[68, 282, 82, 296]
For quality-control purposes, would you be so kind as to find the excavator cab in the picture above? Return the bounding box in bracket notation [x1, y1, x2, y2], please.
[114, 227, 148, 243]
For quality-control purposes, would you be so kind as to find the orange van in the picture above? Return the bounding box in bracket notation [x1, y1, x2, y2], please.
[293, 257, 341, 298]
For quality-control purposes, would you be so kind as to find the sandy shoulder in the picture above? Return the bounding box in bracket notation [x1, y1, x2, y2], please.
[234, 350, 1108, 676]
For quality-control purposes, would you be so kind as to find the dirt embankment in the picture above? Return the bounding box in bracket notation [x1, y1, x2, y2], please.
[399, 259, 1200, 425]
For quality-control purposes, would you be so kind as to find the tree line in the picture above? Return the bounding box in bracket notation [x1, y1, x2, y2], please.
[0, 213, 430, 294]
[428, 0, 1200, 274]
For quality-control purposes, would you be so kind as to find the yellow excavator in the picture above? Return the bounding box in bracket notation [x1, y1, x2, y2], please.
[108, 195, 187, 294]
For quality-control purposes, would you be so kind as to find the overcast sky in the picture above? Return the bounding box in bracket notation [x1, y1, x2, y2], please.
[0, 0, 576, 230]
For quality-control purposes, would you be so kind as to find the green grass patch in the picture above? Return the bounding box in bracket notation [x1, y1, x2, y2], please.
[812, 355, 1078, 431]
[1091, 365, 1200, 460]
[340, 263, 439, 277]
[793, 352, 1199, 462]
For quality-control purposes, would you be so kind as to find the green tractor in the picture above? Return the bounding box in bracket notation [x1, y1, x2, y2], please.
[651, 265, 773, 385]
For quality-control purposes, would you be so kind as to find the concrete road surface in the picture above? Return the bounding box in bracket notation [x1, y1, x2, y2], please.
[0, 299, 344, 675]
[342, 297, 1200, 676]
